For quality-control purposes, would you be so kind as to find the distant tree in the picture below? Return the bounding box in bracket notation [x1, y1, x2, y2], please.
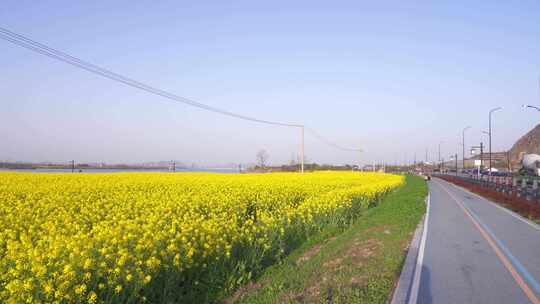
[256, 150, 269, 168]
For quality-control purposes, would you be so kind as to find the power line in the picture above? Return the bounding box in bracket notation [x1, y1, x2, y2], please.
[0, 27, 363, 154]
[0, 27, 301, 128]
[306, 127, 362, 152]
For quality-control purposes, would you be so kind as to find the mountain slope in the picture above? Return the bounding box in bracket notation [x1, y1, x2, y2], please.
[509, 123, 540, 167]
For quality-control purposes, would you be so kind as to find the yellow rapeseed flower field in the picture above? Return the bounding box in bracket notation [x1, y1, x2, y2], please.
[0, 171, 403, 303]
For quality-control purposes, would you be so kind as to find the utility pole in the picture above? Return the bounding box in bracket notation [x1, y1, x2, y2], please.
[489, 117, 492, 175]
[442, 157, 445, 172]
[488, 107, 502, 175]
[507, 151, 511, 172]
[480, 142, 484, 170]
[359, 150, 362, 172]
[71, 160, 75, 173]
[462, 126, 471, 171]
[404, 152, 407, 171]
[479, 142, 484, 174]
[300, 126, 305, 174]
[438, 141, 443, 171]
[438, 145, 440, 169]
[455, 153, 458, 176]
[172, 160, 176, 173]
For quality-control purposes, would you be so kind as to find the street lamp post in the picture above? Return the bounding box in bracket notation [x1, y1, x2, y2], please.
[522, 104, 540, 112]
[462, 126, 471, 172]
[488, 107, 502, 175]
[455, 153, 458, 175]
[438, 141, 444, 171]
[451, 154, 458, 176]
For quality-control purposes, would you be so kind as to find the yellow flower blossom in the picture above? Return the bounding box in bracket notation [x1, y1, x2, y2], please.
[87, 291, 97, 304]
[114, 285, 122, 294]
[0, 171, 402, 303]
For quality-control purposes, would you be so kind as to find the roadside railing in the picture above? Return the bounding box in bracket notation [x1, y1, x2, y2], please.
[434, 174, 540, 218]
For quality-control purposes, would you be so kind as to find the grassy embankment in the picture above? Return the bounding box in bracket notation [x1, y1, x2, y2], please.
[228, 175, 427, 304]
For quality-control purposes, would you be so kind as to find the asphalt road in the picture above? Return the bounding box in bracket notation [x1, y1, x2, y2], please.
[416, 178, 540, 304]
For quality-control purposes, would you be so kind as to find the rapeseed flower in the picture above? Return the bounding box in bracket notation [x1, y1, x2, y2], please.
[0, 171, 402, 302]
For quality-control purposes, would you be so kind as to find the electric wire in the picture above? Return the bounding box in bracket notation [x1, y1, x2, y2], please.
[0, 27, 363, 152]
[306, 127, 362, 152]
[0, 27, 301, 128]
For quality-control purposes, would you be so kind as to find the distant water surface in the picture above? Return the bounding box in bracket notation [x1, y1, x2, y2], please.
[0, 168, 240, 173]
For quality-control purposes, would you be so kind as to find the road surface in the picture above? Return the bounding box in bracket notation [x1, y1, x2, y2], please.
[415, 177, 540, 304]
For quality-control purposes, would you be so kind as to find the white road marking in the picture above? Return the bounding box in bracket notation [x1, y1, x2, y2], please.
[408, 193, 430, 304]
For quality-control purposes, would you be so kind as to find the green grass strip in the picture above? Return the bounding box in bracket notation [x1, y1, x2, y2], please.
[229, 175, 427, 304]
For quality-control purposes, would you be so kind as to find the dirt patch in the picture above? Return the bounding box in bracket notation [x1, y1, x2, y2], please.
[296, 235, 339, 266]
[292, 237, 383, 303]
[323, 257, 344, 268]
[346, 238, 382, 259]
[307, 285, 322, 297]
[223, 282, 263, 304]
[350, 275, 367, 288]
[323, 238, 382, 271]
[366, 225, 395, 236]
[296, 244, 322, 265]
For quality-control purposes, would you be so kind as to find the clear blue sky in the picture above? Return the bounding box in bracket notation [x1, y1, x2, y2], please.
[1, 1, 539, 166]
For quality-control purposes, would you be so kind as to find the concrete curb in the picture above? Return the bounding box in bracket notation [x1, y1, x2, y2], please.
[390, 197, 428, 304]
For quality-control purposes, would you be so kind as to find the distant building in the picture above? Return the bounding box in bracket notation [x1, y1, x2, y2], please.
[469, 152, 508, 162]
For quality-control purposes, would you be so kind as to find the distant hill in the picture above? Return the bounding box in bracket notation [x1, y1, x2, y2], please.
[509, 123, 540, 168]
